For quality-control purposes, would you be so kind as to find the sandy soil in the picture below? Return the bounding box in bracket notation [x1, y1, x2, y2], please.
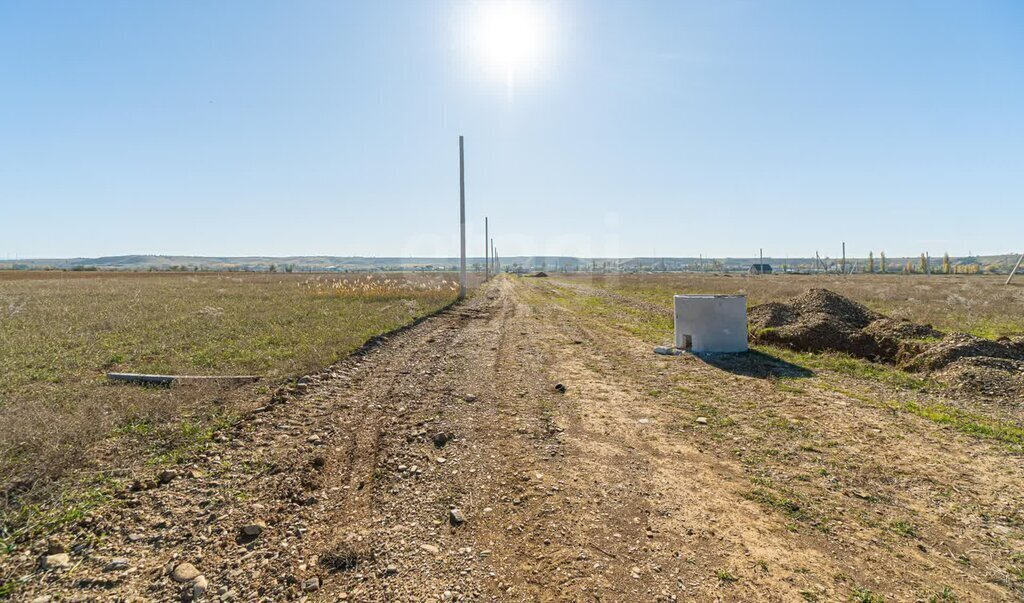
[7, 277, 1023, 602]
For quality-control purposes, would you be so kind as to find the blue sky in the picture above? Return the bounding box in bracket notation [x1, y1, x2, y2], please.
[1, 0, 1022, 259]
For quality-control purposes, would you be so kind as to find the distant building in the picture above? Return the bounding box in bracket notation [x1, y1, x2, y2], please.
[749, 264, 773, 275]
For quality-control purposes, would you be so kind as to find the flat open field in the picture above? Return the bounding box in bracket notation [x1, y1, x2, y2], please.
[0, 271, 459, 500]
[2, 273, 1024, 601]
[553, 272, 1024, 339]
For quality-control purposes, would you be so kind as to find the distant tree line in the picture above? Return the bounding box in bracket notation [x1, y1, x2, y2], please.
[854, 251, 988, 275]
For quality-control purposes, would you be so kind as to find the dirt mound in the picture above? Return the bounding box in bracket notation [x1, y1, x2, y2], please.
[784, 288, 880, 328]
[747, 302, 797, 329]
[864, 317, 945, 364]
[750, 289, 951, 363]
[865, 317, 943, 341]
[749, 289, 891, 361]
[900, 333, 1024, 396]
[750, 289, 1024, 398]
[929, 355, 1024, 398]
[903, 332, 1024, 372]
[753, 313, 883, 359]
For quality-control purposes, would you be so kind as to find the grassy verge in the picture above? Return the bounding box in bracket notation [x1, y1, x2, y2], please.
[895, 399, 1024, 449]
[522, 280, 672, 343]
[761, 346, 932, 391]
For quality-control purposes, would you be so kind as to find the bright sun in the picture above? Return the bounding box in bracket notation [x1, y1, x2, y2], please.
[469, 1, 551, 88]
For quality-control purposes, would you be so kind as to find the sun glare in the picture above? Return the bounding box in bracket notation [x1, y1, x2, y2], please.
[468, 0, 551, 91]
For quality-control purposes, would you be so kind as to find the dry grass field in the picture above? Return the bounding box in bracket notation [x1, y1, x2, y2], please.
[553, 272, 1024, 339]
[0, 271, 459, 502]
[3, 272, 1024, 601]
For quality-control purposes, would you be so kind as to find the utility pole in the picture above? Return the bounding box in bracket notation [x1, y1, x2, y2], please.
[485, 217, 489, 281]
[759, 248, 763, 275]
[841, 242, 846, 275]
[1006, 253, 1023, 285]
[458, 136, 466, 300]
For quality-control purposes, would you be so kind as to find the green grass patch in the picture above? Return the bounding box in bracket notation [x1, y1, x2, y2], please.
[523, 282, 672, 343]
[889, 520, 918, 538]
[572, 293, 672, 342]
[0, 480, 114, 558]
[148, 412, 237, 466]
[896, 400, 1024, 448]
[744, 482, 838, 534]
[775, 381, 807, 394]
[760, 346, 931, 391]
[814, 380, 1024, 449]
[928, 586, 958, 602]
[745, 487, 807, 521]
[851, 588, 886, 603]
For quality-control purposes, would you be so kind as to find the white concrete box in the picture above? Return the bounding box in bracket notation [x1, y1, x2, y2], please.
[673, 294, 748, 353]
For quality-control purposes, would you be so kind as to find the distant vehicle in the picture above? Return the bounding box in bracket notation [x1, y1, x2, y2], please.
[749, 264, 773, 275]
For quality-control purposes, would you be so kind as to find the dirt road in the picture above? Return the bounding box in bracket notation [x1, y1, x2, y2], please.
[12, 277, 1023, 601]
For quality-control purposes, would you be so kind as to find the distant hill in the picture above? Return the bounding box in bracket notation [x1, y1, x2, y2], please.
[1, 253, 1019, 273]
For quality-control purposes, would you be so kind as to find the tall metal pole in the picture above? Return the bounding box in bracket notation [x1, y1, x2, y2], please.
[458, 136, 466, 299]
[485, 217, 489, 281]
